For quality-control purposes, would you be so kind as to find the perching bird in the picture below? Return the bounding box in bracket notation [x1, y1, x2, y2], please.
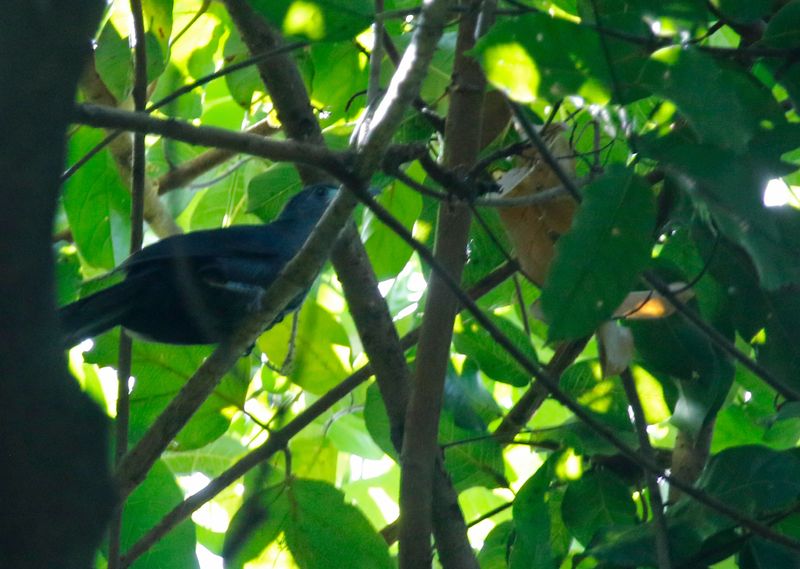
[60, 183, 339, 347]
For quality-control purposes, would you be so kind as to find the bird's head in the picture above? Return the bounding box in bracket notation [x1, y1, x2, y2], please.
[278, 184, 340, 222]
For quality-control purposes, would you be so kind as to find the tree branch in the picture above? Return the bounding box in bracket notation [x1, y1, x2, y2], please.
[620, 367, 671, 569]
[399, 2, 487, 567]
[108, 2, 148, 565]
[73, 103, 353, 182]
[0, 2, 115, 567]
[155, 119, 279, 194]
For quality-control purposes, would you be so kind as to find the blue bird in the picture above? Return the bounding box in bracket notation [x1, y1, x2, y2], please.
[60, 183, 339, 347]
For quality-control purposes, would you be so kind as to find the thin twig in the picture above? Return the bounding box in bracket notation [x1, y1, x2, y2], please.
[156, 119, 279, 194]
[620, 367, 671, 569]
[73, 104, 352, 182]
[109, 2, 148, 566]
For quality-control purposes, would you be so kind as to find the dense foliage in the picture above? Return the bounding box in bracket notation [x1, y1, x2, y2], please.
[50, 0, 800, 567]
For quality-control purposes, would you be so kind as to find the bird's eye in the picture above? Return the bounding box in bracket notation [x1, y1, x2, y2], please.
[315, 186, 328, 196]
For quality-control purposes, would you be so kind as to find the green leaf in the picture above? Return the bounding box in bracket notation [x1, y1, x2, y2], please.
[123, 461, 199, 569]
[309, 41, 368, 123]
[473, 12, 650, 104]
[463, 207, 511, 289]
[713, 0, 772, 23]
[741, 536, 800, 569]
[586, 520, 704, 567]
[578, 0, 712, 35]
[326, 412, 385, 460]
[283, 478, 394, 569]
[443, 360, 503, 432]
[162, 434, 248, 478]
[639, 132, 800, 290]
[561, 470, 636, 545]
[225, 484, 291, 569]
[63, 127, 131, 269]
[363, 179, 422, 280]
[540, 167, 656, 340]
[247, 162, 303, 219]
[95, 20, 133, 101]
[640, 47, 785, 152]
[453, 313, 538, 387]
[629, 314, 733, 435]
[440, 408, 507, 491]
[55, 247, 82, 305]
[758, 1, 800, 107]
[257, 300, 350, 395]
[363, 382, 397, 458]
[510, 457, 558, 569]
[86, 331, 250, 450]
[561, 360, 671, 430]
[681, 446, 800, 532]
[756, 289, 800, 394]
[222, 27, 263, 107]
[478, 521, 515, 569]
[249, 0, 373, 42]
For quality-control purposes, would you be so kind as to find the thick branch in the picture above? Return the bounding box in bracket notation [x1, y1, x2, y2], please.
[73, 103, 354, 183]
[399, 4, 486, 568]
[0, 2, 115, 567]
[222, 0, 326, 183]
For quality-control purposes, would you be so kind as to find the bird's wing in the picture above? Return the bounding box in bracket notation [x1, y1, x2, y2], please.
[122, 225, 297, 291]
[122, 223, 295, 270]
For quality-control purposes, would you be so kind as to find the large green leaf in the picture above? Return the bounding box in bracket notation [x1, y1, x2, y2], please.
[714, 0, 772, 23]
[639, 47, 785, 153]
[629, 314, 733, 435]
[123, 461, 199, 569]
[143, 0, 174, 81]
[86, 330, 250, 450]
[561, 360, 671, 430]
[756, 290, 800, 394]
[474, 12, 650, 104]
[308, 41, 368, 124]
[247, 162, 303, 219]
[540, 167, 656, 340]
[440, 408, 507, 491]
[757, 0, 800, 107]
[681, 446, 800, 532]
[222, 27, 264, 108]
[561, 470, 636, 545]
[453, 313, 538, 387]
[510, 457, 559, 569]
[63, 128, 132, 269]
[283, 479, 394, 569]
[362, 178, 422, 280]
[225, 483, 291, 569]
[248, 0, 373, 41]
[478, 521, 515, 569]
[257, 300, 350, 395]
[639, 131, 800, 290]
[95, 20, 133, 101]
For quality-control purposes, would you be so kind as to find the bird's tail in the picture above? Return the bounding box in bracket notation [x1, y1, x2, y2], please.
[59, 280, 139, 348]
